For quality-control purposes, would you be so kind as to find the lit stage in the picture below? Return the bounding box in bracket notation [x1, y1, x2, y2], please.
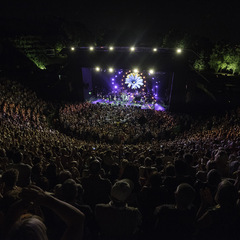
[86, 67, 172, 112]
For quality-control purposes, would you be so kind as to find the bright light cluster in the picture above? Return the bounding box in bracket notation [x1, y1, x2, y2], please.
[70, 46, 184, 54]
[125, 73, 144, 89]
[94, 67, 154, 75]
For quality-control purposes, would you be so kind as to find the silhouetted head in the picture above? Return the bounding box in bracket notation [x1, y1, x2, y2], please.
[215, 180, 238, 209]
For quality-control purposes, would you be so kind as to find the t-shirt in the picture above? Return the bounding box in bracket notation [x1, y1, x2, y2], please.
[95, 202, 142, 240]
[154, 204, 196, 240]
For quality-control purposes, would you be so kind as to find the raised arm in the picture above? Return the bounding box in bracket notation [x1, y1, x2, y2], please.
[22, 185, 85, 240]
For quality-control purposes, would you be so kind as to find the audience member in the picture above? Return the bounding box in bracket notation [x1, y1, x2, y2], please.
[95, 179, 142, 240]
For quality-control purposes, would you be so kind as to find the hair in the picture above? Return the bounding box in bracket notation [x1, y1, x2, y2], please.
[165, 164, 175, 176]
[184, 153, 194, 165]
[149, 172, 162, 188]
[2, 168, 19, 188]
[32, 157, 42, 166]
[207, 169, 221, 186]
[58, 170, 72, 184]
[144, 157, 152, 167]
[175, 183, 196, 209]
[7, 215, 48, 240]
[89, 159, 101, 175]
[61, 179, 78, 202]
[12, 151, 23, 164]
[215, 180, 238, 208]
[0, 148, 6, 157]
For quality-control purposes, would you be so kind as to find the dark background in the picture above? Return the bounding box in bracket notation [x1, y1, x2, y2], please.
[1, 0, 239, 44]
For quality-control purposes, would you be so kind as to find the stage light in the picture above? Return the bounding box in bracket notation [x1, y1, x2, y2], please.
[89, 46, 94, 51]
[108, 67, 114, 73]
[109, 46, 114, 51]
[71, 47, 75, 51]
[114, 85, 118, 89]
[176, 48, 182, 54]
[130, 47, 135, 52]
[153, 48, 157, 52]
[133, 68, 138, 73]
[95, 67, 100, 72]
[149, 69, 154, 74]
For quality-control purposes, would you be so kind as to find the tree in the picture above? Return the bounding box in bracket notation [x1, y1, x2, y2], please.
[209, 44, 240, 75]
[193, 51, 207, 71]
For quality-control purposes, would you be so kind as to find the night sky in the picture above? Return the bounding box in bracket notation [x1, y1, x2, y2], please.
[1, 0, 240, 44]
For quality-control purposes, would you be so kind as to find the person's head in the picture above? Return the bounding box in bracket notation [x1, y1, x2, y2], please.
[206, 160, 217, 172]
[7, 215, 48, 240]
[215, 150, 228, 164]
[144, 157, 152, 167]
[215, 180, 238, 209]
[45, 163, 57, 176]
[31, 164, 43, 177]
[207, 169, 221, 187]
[165, 164, 175, 176]
[89, 159, 101, 175]
[0, 148, 6, 158]
[32, 157, 42, 166]
[35, 177, 49, 191]
[184, 153, 194, 166]
[110, 179, 134, 205]
[70, 167, 80, 180]
[44, 151, 52, 161]
[12, 151, 23, 164]
[2, 168, 19, 189]
[175, 183, 196, 209]
[61, 179, 78, 202]
[58, 170, 72, 184]
[149, 172, 162, 188]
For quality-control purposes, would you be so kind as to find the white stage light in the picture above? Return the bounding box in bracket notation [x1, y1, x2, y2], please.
[133, 68, 138, 73]
[71, 47, 75, 51]
[109, 46, 114, 51]
[176, 48, 182, 54]
[108, 67, 114, 73]
[149, 69, 154, 74]
[153, 48, 157, 52]
[95, 67, 100, 72]
[130, 47, 135, 52]
[89, 46, 94, 51]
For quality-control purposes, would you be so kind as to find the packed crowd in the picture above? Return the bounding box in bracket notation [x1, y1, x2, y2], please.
[58, 102, 183, 144]
[0, 78, 240, 240]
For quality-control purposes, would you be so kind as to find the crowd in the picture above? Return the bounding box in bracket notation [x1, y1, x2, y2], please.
[0, 77, 240, 239]
[58, 102, 182, 144]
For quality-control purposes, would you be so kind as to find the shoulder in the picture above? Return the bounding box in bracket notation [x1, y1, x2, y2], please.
[155, 204, 176, 215]
[95, 203, 111, 214]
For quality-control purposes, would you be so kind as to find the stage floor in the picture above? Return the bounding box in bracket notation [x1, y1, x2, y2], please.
[89, 98, 166, 111]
